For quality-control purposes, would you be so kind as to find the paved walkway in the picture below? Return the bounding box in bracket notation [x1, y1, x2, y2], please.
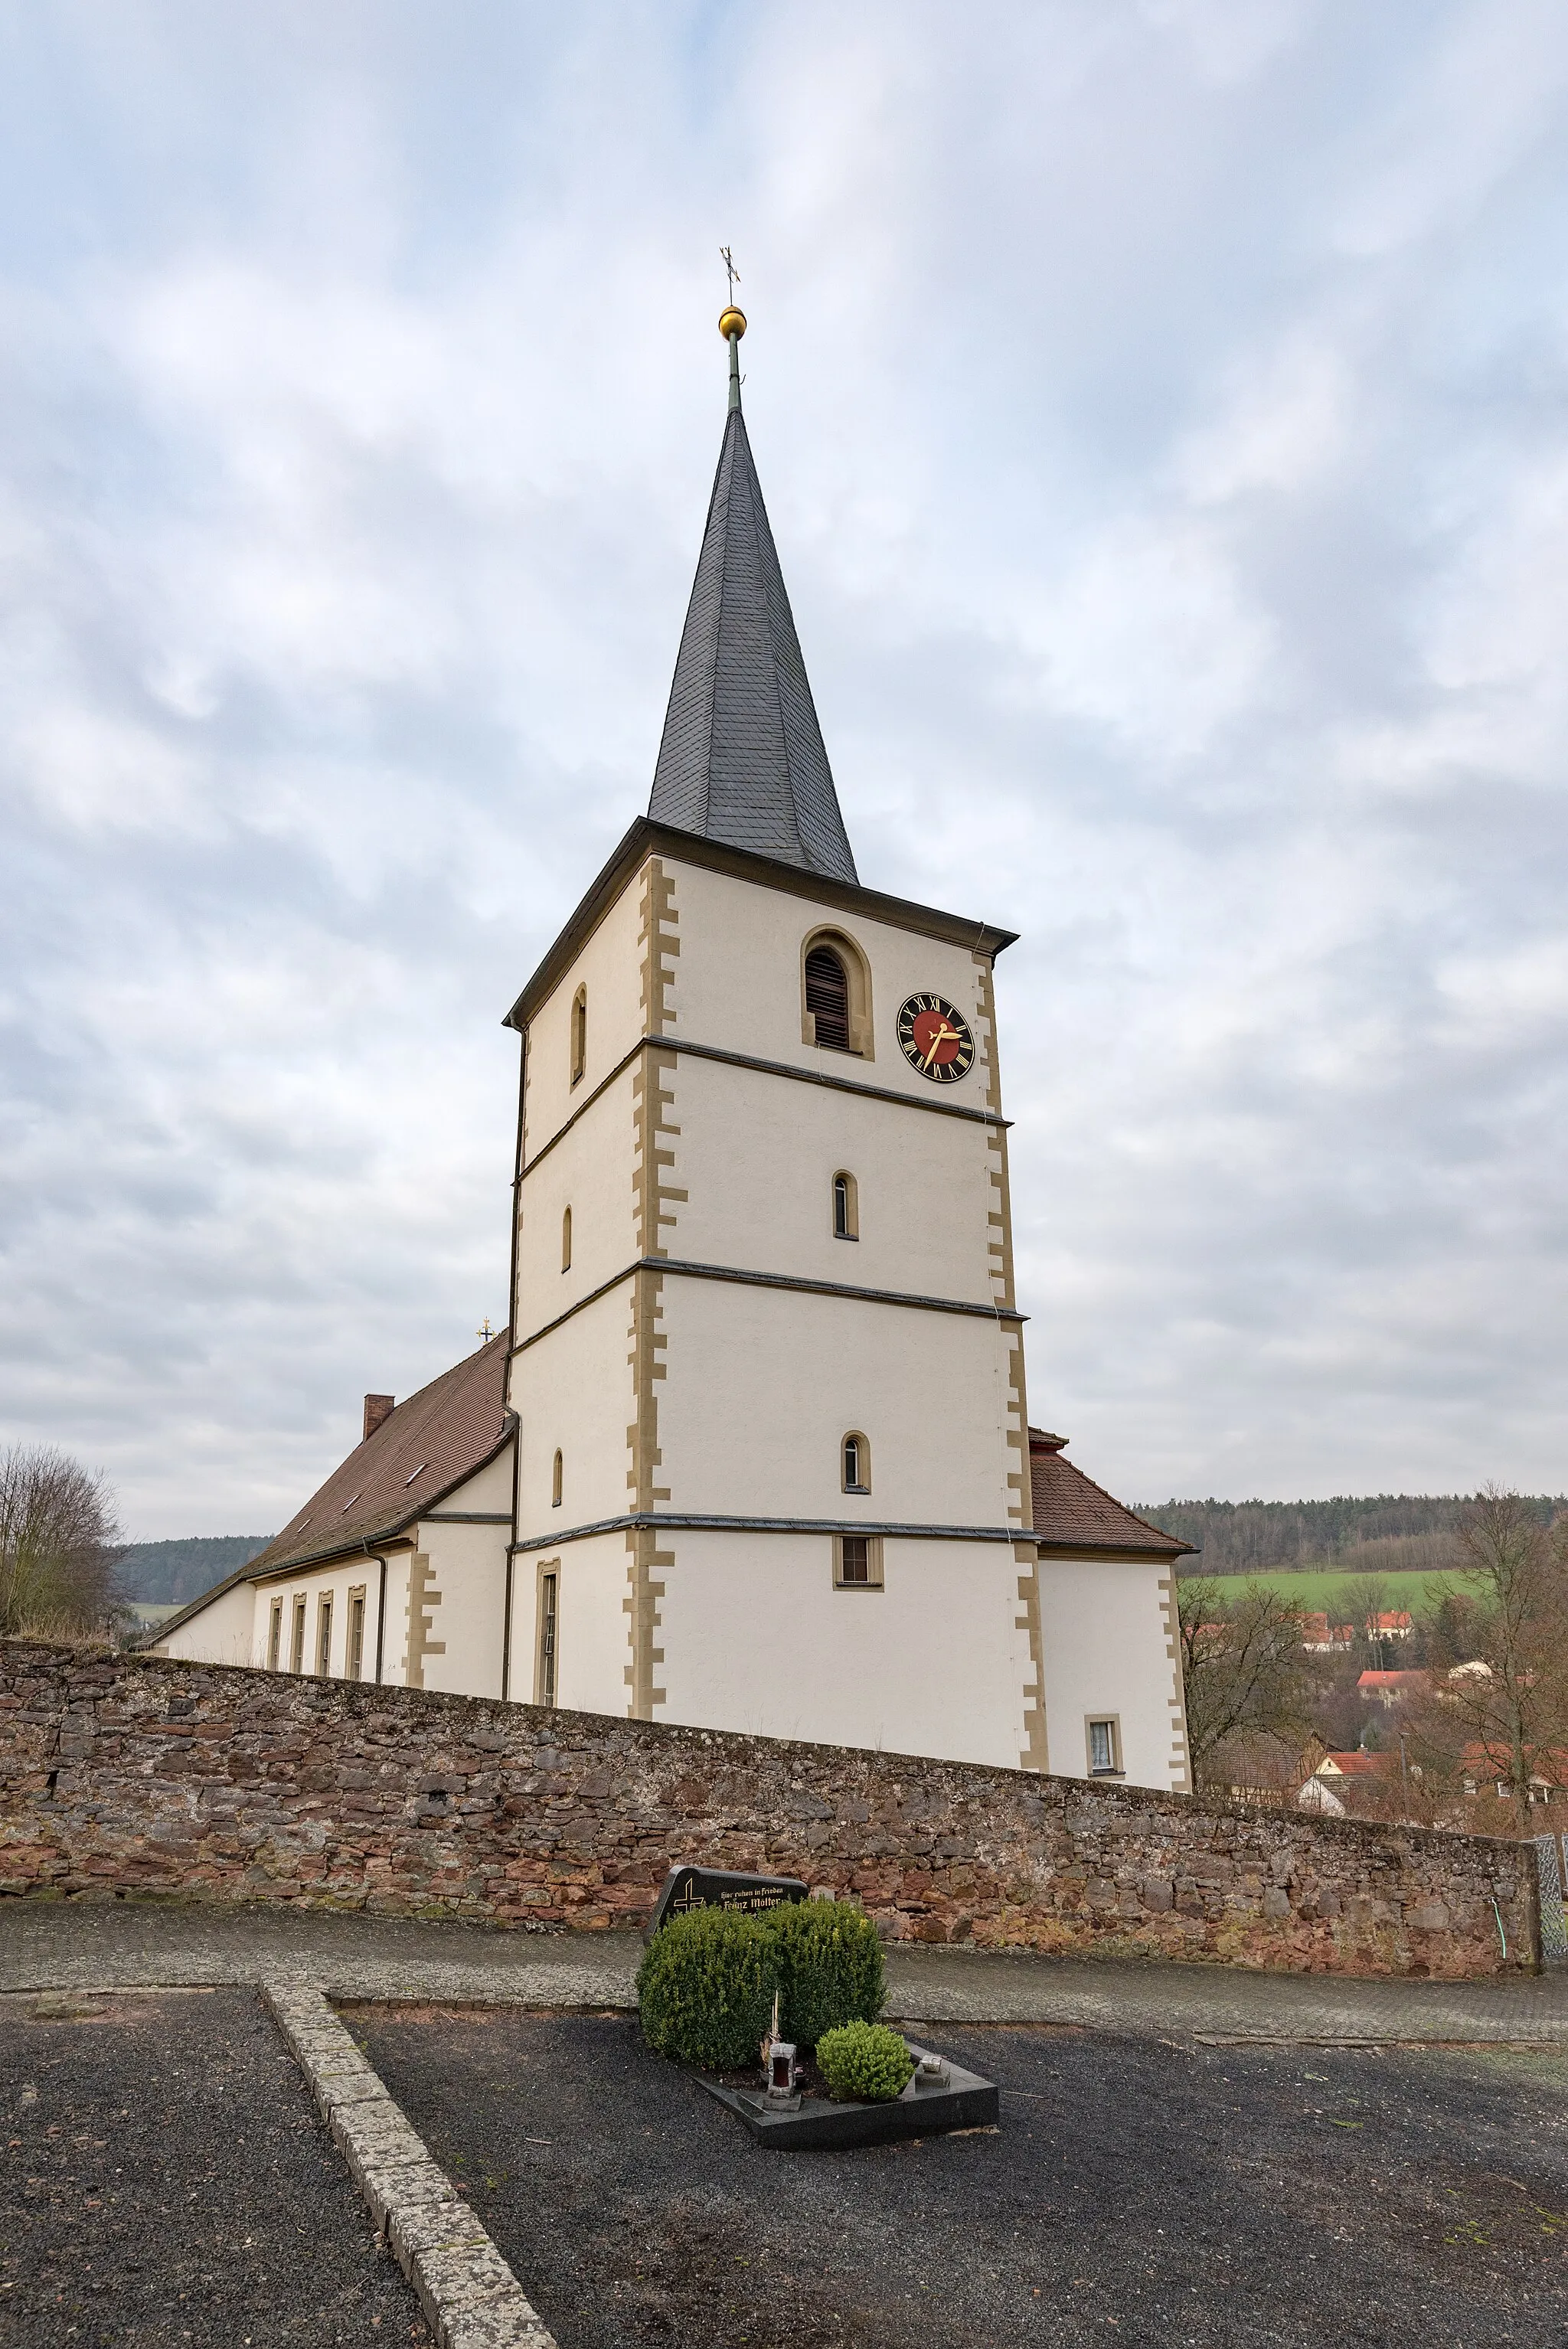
[5, 1901, 1568, 2041]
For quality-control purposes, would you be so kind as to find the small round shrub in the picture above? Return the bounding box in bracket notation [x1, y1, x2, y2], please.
[766, 1900, 885, 2049]
[815, 2021, 914, 2103]
[636, 1906, 779, 2071]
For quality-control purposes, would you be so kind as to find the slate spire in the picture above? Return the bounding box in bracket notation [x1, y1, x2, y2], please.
[648, 308, 858, 884]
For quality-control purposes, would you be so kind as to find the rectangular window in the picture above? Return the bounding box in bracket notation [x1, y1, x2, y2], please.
[537, 1569, 559, 1707]
[346, 1587, 366, 1681]
[1086, 1717, 1122, 1777]
[834, 1534, 884, 1589]
[290, 1596, 307, 1675]
[316, 1594, 333, 1678]
[267, 1599, 283, 1672]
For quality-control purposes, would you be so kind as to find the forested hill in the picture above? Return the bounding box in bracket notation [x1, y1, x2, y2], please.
[114, 1536, 274, 1606]
[1136, 1493, 1565, 1576]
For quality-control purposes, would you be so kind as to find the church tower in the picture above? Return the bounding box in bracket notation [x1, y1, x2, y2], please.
[502, 307, 1045, 1769]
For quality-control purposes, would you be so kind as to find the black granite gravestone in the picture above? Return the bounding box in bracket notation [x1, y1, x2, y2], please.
[645, 1864, 808, 1939]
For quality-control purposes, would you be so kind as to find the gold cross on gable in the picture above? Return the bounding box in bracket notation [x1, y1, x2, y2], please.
[477, 1318, 495, 1342]
[720, 245, 740, 304]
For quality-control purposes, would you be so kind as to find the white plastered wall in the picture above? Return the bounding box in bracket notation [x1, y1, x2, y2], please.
[511, 1279, 635, 1536]
[656, 1277, 1018, 1526]
[516, 1063, 641, 1338]
[658, 1530, 1032, 1767]
[522, 874, 648, 1158]
[152, 1578, 258, 1668]
[506, 1531, 631, 1717]
[1035, 1555, 1191, 1792]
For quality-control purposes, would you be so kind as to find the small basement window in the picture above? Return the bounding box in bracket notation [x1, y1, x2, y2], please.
[834, 1533, 883, 1589]
[1086, 1717, 1123, 1778]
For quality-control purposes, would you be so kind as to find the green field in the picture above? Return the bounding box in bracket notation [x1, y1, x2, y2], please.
[1178, 1565, 1470, 1618]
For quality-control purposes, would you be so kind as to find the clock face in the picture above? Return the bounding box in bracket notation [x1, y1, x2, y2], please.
[897, 993, 976, 1084]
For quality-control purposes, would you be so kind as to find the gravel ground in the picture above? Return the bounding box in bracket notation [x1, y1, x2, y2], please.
[351, 2005, 1568, 2349]
[0, 1988, 430, 2348]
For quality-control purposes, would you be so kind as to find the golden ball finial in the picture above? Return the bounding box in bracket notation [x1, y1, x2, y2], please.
[718, 305, 746, 341]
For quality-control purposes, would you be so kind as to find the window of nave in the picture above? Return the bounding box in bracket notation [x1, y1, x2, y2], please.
[832, 1169, 858, 1240]
[801, 929, 873, 1059]
[570, 985, 587, 1086]
[841, 1432, 871, 1494]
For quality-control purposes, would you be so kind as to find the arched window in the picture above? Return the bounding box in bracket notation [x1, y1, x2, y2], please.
[801, 929, 873, 1058]
[560, 1205, 572, 1272]
[841, 1432, 871, 1494]
[551, 1449, 564, 1508]
[832, 1170, 858, 1241]
[805, 945, 850, 1050]
[570, 986, 587, 1086]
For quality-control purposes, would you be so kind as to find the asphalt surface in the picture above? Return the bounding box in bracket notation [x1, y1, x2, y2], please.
[0, 1987, 431, 2348]
[8, 1903, 1568, 2044]
[351, 2005, 1568, 2349]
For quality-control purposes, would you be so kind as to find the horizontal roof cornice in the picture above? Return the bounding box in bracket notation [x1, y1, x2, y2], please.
[502, 818, 1019, 1034]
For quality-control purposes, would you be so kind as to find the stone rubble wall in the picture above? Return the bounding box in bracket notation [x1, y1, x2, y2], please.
[0, 1642, 1537, 1977]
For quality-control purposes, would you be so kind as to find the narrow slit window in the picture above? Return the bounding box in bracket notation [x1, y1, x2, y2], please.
[316, 1594, 333, 1678]
[267, 1598, 283, 1672]
[347, 1589, 366, 1682]
[832, 1170, 858, 1241]
[538, 1571, 559, 1707]
[561, 1205, 572, 1272]
[804, 946, 851, 1052]
[841, 1433, 870, 1493]
[290, 1596, 306, 1675]
[551, 1449, 564, 1508]
[570, 987, 587, 1086]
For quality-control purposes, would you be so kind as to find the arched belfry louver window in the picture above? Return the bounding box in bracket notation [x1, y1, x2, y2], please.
[801, 929, 873, 1058]
[805, 946, 850, 1050]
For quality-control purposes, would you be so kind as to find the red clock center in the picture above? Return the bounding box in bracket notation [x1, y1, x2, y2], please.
[911, 1008, 963, 1067]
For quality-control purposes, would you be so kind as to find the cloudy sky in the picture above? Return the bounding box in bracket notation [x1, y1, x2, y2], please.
[3, 1, 1566, 1537]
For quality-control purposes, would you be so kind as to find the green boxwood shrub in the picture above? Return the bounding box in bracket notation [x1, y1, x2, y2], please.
[815, 2021, 914, 2103]
[766, 1900, 884, 2049]
[636, 1906, 779, 2071]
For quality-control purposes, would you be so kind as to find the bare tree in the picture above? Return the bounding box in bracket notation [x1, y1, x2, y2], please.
[1177, 1576, 1312, 1792]
[0, 1446, 121, 1636]
[1411, 1487, 1568, 1832]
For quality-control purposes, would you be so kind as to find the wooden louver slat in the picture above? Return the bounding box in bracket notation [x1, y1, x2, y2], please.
[805, 946, 851, 1051]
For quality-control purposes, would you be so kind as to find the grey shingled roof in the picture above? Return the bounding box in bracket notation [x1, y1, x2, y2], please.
[648, 402, 858, 884]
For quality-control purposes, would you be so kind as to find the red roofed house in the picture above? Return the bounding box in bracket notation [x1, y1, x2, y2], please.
[1358, 1669, 1430, 1709]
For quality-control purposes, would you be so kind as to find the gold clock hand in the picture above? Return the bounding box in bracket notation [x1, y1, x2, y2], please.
[922, 1021, 959, 1070]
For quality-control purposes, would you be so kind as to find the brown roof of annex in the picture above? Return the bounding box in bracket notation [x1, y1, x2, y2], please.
[144, 1338, 513, 1648]
[1028, 1429, 1194, 1559]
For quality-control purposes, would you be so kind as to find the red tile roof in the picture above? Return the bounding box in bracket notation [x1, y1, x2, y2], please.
[143, 1338, 512, 1647]
[1027, 1429, 1194, 1559]
[252, 1336, 512, 1575]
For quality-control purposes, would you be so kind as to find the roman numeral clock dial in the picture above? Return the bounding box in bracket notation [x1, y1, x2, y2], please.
[896, 993, 976, 1084]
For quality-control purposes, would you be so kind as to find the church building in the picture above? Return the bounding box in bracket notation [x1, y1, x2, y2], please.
[152, 308, 1194, 1793]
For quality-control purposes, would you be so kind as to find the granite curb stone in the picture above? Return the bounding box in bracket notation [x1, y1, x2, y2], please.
[263, 1980, 558, 2349]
